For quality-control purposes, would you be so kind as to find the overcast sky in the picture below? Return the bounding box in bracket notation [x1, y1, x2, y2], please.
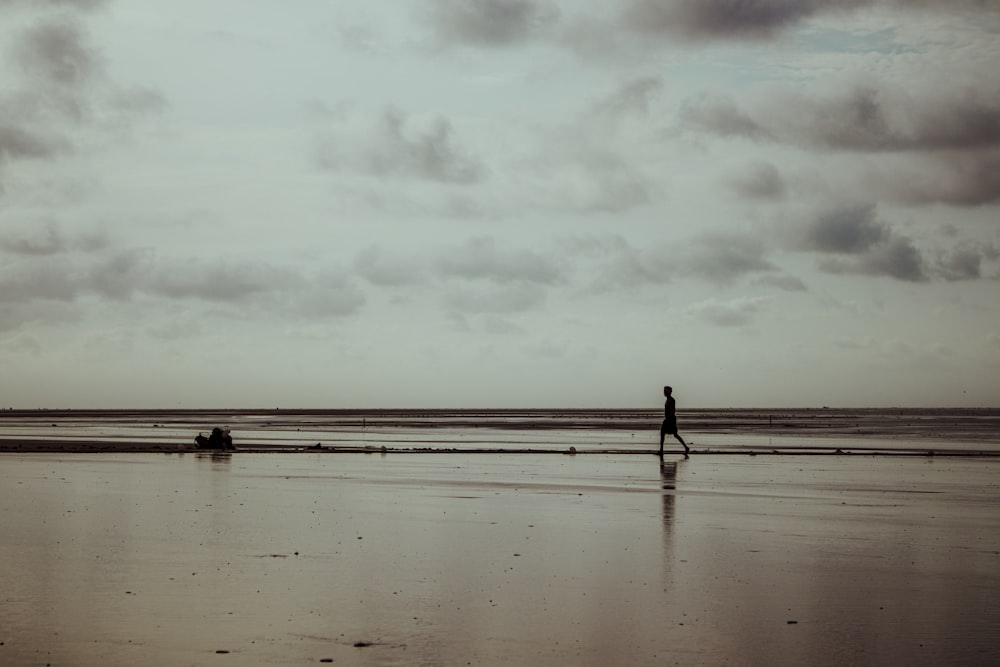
[1, 0, 998, 409]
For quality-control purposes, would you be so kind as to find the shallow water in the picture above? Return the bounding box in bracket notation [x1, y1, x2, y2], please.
[2, 452, 999, 666]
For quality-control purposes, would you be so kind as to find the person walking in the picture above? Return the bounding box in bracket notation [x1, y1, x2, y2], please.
[659, 386, 689, 457]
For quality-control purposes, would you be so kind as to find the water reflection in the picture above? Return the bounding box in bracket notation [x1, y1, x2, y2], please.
[660, 458, 678, 538]
[195, 451, 233, 468]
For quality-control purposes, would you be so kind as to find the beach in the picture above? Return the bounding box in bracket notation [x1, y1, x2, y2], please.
[2, 410, 999, 666]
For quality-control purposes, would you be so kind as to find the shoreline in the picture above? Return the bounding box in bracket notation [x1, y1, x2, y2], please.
[3, 407, 999, 454]
[3, 441, 999, 456]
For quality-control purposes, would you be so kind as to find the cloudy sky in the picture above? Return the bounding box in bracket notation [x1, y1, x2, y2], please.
[1, 0, 998, 409]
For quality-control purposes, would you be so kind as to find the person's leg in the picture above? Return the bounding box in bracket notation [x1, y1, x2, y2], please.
[659, 421, 667, 456]
[674, 432, 689, 455]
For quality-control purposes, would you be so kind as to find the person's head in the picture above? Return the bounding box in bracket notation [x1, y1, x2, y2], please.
[663, 385, 672, 396]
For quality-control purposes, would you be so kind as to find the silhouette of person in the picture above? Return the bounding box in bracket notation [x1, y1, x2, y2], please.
[659, 386, 689, 457]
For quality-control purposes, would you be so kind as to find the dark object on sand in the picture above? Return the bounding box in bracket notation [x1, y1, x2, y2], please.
[195, 427, 235, 450]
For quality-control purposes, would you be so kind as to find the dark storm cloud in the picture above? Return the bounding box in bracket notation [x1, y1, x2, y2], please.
[620, 1, 996, 41]
[782, 85, 1000, 152]
[421, 0, 560, 47]
[880, 151, 1000, 207]
[783, 204, 931, 281]
[791, 204, 887, 254]
[680, 85, 1000, 153]
[680, 81, 1000, 206]
[819, 235, 927, 281]
[622, 0, 838, 41]
[782, 204, 997, 282]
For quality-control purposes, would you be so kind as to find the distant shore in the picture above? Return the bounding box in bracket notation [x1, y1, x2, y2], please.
[1, 408, 998, 454]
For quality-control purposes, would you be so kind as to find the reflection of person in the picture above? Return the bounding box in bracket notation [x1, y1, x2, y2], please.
[659, 386, 689, 457]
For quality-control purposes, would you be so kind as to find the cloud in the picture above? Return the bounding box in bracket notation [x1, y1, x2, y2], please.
[0, 259, 79, 303]
[0, 0, 108, 11]
[314, 105, 485, 184]
[435, 237, 562, 285]
[420, 0, 560, 48]
[753, 274, 808, 291]
[279, 272, 366, 319]
[726, 161, 786, 201]
[546, 151, 651, 213]
[825, 235, 926, 281]
[569, 231, 777, 290]
[782, 203, 929, 281]
[789, 203, 887, 254]
[87, 248, 152, 300]
[932, 241, 999, 281]
[873, 151, 1000, 207]
[679, 93, 767, 139]
[0, 242, 367, 332]
[566, 234, 673, 289]
[686, 296, 772, 327]
[679, 232, 777, 285]
[444, 283, 546, 314]
[511, 78, 664, 215]
[14, 17, 99, 90]
[148, 259, 304, 303]
[0, 125, 65, 161]
[619, 1, 997, 42]
[354, 245, 427, 287]
[0, 219, 109, 255]
[0, 221, 67, 255]
[680, 83, 1000, 153]
[680, 79, 1000, 206]
[781, 203, 999, 282]
[0, 7, 165, 193]
[374, 107, 485, 183]
[353, 238, 565, 300]
[588, 76, 663, 122]
[622, 0, 834, 41]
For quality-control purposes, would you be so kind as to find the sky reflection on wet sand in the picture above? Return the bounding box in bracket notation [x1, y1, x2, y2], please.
[2, 451, 998, 666]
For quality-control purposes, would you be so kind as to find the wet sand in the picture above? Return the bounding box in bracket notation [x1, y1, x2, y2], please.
[2, 410, 999, 665]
